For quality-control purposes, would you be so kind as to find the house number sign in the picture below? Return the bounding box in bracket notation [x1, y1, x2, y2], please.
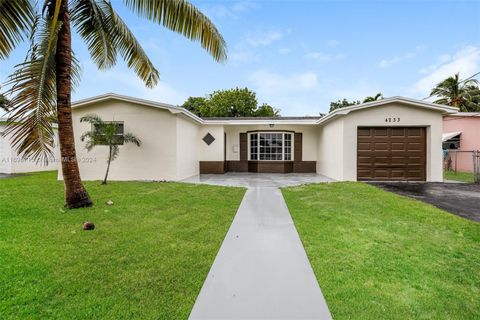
[385, 117, 400, 123]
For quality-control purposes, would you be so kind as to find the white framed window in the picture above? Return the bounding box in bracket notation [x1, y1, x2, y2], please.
[248, 132, 293, 161]
[93, 122, 125, 145]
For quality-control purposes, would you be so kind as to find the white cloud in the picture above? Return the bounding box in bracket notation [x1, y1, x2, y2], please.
[278, 48, 291, 55]
[379, 56, 401, 68]
[304, 52, 345, 62]
[231, 1, 258, 13]
[379, 45, 426, 68]
[249, 70, 318, 94]
[327, 40, 339, 48]
[203, 1, 258, 20]
[228, 28, 287, 65]
[245, 30, 284, 47]
[413, 46, 480, 95]
[330, 80, 383, 102]
[230, 50, 259, 63]
[247, 70, 325, 115]
[74, 62, 186, 105]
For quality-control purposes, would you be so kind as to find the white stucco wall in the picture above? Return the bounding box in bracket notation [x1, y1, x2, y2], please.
[0, 125, 12, 173]
[224, 125, 318, 161]
[62, 100, 179, 181]
[321, 102, 444, 182]
[1, 124, 59, 174]
[316, 118, 344, 180]
[198, 125, 225, 161]
[176, 115, 200, 180]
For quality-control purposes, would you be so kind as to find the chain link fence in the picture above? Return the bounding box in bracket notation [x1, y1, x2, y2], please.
[474, 150, 480, 183]
[444, 150, 480, 183]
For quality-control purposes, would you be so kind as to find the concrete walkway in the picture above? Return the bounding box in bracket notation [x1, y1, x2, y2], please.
[187, 173, 332, 319]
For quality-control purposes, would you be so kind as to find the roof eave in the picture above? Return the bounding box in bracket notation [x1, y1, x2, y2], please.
[72, 93, 204, 124]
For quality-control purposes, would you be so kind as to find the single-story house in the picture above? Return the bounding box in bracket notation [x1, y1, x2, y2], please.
[60, 93, 457, 182]
[0, 118, 59, 174]
[443, 112, 480, 172]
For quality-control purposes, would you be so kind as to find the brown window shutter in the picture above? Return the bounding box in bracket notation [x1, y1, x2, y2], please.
[294, 133, 302, 161]
[240, 133, 247, 161]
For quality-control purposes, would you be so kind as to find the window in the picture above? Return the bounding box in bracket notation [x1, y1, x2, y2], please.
[93, 122, 124, 145]
[249, 132, 293, 161]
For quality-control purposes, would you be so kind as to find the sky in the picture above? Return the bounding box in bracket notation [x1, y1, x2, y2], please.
[0, 0, 479, 116]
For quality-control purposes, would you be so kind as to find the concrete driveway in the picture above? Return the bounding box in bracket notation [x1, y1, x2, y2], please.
[185, 173, 333, 319]
[371, 182, 480, 222]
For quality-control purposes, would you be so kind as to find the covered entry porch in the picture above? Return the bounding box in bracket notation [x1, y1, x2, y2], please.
[198, 120, 321, 174]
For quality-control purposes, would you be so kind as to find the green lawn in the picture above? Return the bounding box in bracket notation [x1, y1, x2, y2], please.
[283, 182, 480, 320]
[444, 170, 475, 183]
[0, 171, 245, 319]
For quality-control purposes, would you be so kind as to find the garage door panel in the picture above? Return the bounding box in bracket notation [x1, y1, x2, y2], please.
[406, 128, 424, 137]
[374, 142, 389, 150]
[357, 142, 372, 151]
[373, 169, 389, 178]
[391, 142, 406, 150]
[357, 128, 371, 136]
[373, 128, 388, 136]
[391, 128, 406, 136]
[391, 169, 406, 178]
[357, 127, 426, 181]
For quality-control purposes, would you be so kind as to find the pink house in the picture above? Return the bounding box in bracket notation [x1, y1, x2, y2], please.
[443, 113, 480, 172]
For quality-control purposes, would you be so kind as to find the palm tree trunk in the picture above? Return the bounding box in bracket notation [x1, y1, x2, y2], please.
[55, 1, 92, 208]
[102, 146, 112, 185]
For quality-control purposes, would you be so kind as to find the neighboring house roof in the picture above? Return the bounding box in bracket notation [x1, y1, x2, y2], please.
[444, 112, 480, 117]
[72, 93, 459, 126]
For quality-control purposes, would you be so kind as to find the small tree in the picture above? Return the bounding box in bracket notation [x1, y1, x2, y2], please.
[181, 87, 280, 117]
[80, 114, 141, 185]
[362, 93, 383, 103]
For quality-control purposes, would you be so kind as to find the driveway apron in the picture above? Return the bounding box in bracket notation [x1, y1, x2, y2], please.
[189, 183, 331, 319]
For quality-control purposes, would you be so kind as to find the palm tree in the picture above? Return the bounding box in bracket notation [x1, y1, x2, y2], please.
[0, 94, 9, 110]
[362, 93, 383, 103]
[430, 73, 479, 112]
[0, 0, 226, 208]
[80, 114, 141, 185]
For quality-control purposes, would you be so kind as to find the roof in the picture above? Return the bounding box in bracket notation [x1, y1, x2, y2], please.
[203, 116, 322, 121]
[316, 96, 459, 125]
[442, 131, 462, 142]
[444, 112, 480, 117]
[72, 93, 459, 126]
[203, 116, 322, 125]
[73, 93, 203, 123]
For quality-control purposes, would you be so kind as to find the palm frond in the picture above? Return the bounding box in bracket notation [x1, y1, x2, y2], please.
[110, 144, 120, 161]
[3, 3, 63, 164]
[123, 132, 141, 146]
[103, 1, 159, 87]
[0, 0, 35, 59]
[71, 0, 117, 69]
[80, 113, 105, 125]
[124, 0, 227, 62]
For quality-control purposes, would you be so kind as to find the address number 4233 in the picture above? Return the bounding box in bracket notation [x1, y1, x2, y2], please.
[385, 117, 400, 123]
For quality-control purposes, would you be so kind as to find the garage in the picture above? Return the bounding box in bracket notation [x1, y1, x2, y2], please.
[357, 127, 426, 181]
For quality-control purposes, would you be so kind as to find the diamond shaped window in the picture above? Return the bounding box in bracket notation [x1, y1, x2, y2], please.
[203, 133, 215, 146]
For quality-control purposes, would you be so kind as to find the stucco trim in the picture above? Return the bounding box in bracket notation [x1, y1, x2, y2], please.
[317, 96, 459, 125]
[72, 93, 203, 124]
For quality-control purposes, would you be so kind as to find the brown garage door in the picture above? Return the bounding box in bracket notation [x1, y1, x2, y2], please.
[357, 127, 426, 181]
